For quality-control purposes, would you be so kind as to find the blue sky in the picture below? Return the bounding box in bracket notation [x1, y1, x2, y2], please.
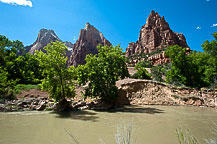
[0, 0, 217, 52]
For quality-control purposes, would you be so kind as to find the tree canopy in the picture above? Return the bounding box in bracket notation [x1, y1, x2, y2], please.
[165, 33, 217, 88]
[35, 41, 76, 102]
[77, 44, 129, 103]
[0, 35, 42, 99]
[131, 61, 151, 79]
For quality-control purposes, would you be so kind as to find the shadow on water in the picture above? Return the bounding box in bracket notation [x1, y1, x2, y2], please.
[95, 105, 165, 114]
[51, 106, 164, 121]
[51, 110, 99, 122]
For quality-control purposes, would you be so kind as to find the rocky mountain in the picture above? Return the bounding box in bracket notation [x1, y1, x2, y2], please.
[24, 29, 73, 57]
[68, 23, 111, 67]
[126, 10, 189, 59]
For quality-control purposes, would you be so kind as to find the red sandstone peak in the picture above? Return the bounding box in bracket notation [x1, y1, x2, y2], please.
[126, 10, 189, 57]
[68, 23, 111, 67]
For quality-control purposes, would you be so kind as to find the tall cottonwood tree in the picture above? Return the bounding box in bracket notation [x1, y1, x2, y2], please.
[77, 44, 129, 103]
[166, 33, 217, 88]
[201, 32, 217, 87]
[35, 41, 76, 101]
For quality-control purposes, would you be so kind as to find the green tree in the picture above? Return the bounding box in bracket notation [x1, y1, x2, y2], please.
[201, 32, 217, 87]
[166, 33, 217, 88]
[15, 53, 44, 84]
[77, 44, 129, 103]
[35, 41, 76, 102]
[0, 35, 43, 85]
[151, 65, 165, 82]
[136, 60, 152, 68]
[131, 61, 151, 79]
[0, 35, 23, 81]
[0, 68, 16, 99]
[165, 45, 188, 86]
[0, 35, 24, 99]
[165, 45, 212, 88]
[188, 51, 210, 88]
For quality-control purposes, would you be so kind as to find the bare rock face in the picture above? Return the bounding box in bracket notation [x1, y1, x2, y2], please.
[126, 10, 189, 57]
[24, 29, 73, 58]
[147, 51, 170, 65]
[68, 23, 111, 67]
[116, 79, 217, 108]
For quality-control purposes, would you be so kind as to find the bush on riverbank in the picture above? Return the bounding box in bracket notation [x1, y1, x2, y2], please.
[0, 35, 44, 100]
[131, 61, 151, 79]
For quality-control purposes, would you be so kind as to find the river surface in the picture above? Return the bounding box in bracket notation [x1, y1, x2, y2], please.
[0, 105, 216, 144]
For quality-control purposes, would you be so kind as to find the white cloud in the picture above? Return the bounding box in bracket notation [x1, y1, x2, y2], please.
[0, 0, 32, 7]
[211, 24, 217, 27]
[196, 26, 201, 30]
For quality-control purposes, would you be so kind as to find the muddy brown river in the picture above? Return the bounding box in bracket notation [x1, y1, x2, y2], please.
[0, 105, 216, 144]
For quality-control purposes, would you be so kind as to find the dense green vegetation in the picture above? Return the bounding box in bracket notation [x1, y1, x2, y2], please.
[131, 33, 217, 89]
[151, 64, 165, 82]
[131, 61, 151, 79]
[35, 41, 76, 102]
[0, 32, 216, 103]
[0, 68, 16, 99]
[0, 35, 43, 85]
[0, 35, 43, 99]
[165, 33, 217, 88]
[77, 44, 129, 103]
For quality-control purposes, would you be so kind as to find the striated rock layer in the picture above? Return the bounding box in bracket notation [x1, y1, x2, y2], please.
[68, 23, 111, 67]
[24, 29, 73, 58]
[126, 10, 189, 64]
[117, 79, 217, 108]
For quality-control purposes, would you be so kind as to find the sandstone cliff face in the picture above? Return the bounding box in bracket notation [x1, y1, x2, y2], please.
[147, 51, 170, 65]
[24, 29, 73, 57]
[126, 10, 189, 62]
[68, 23, 111, 67]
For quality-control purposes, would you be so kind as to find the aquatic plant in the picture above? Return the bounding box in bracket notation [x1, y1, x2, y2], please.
[115, 122, 134, 144]
[204, 122, 217, 144]
[176, 128, 199, 144]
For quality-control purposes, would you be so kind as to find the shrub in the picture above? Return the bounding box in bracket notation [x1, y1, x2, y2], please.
[0, 68, 16, 100]
[151, 65, 165, 82]
[131, 61, 151, 79]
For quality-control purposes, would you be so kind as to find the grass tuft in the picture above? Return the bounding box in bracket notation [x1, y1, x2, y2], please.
[15, 84, 41, 94]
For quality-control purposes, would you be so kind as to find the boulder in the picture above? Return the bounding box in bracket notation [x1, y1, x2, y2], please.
[0, 104, 5, 112]
[30, 104, 37, 110]
[53, 99, 72, 112]
[72, 101, 87, 109]
[36, 101, 46, 111]
[22, 99, 33, 105]
[17, 102, 24, 108]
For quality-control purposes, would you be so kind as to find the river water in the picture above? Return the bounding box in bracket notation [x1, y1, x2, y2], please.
[0, 106, 216, 144]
